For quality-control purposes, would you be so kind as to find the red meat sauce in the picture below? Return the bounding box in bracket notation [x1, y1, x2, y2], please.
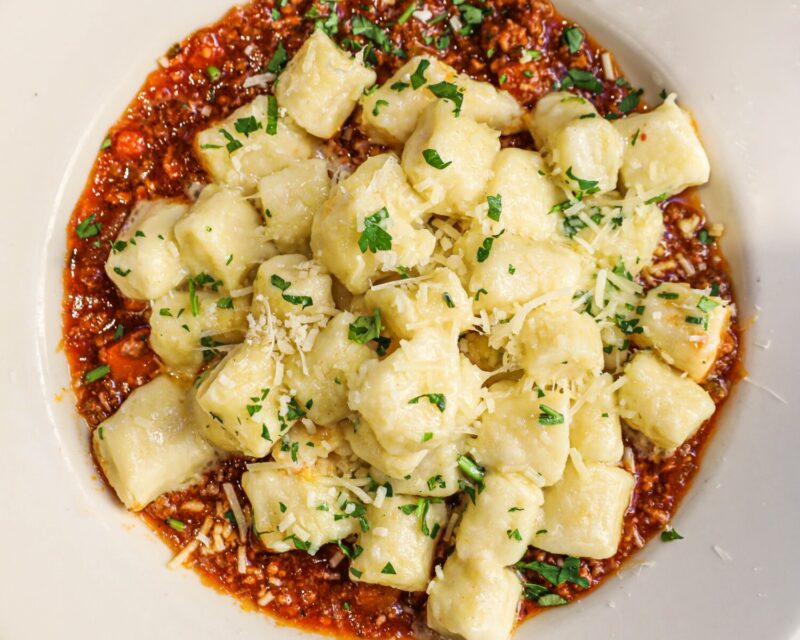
[61, 0, 742, 637]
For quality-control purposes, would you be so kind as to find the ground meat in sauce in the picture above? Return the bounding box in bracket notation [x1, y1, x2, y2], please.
[62, 0, 741, 637]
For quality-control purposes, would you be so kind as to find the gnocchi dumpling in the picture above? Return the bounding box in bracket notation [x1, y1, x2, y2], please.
[635, 282, 731, 382]
[311, 153, 434, 295]
[93, 376, 217, 511]
[369, 440, 463, 498]
[350, 495, 446, 592]
[526, 92, 598, 150]
[427, 553, 522, 640]
[360, 55, 457, 145]
[252, 254, 335, 320]
[242, 463, 359, 553]
[193, 337, 284, 457]
[149, 289, 250, 375]
[105, 199, 188, 300]
[258, 158, 331, 254]
[535, 460, 634, 560]
[459, 74, 525, 135]
[345, 419, 428, 478]
[364, 267, 473, 340]
[570, 373, 624, 464]
[473, 380, 571, 486]
[572, 202, 665, 276]
[284, 312, 377, 426]
[550, 117, 625, 195]
[457, 227, 584, 313]
[471, 148, 561, 242]
[275, 30, 376, 139]
[195, 95, 319, 193]
[516, 301, 604, 384]
[618, 350, 715, 452]
[456, 471, 544, 566]
[402, 101, 500, 215]
[613, 95, 711, 197]
[349, 330, 484, 456]
[174, 185, 276, 290]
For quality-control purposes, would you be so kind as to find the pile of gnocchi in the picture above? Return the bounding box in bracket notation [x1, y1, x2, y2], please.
[95, 29, 729, 640]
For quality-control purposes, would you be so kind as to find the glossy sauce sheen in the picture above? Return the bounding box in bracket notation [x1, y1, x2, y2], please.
[62, 0, 741, 637]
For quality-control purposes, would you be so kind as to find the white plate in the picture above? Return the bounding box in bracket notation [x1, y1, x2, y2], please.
[1, 1, 799, 638]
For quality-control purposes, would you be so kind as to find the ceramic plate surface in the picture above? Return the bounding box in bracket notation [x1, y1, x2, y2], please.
[1, 1, 799, 638]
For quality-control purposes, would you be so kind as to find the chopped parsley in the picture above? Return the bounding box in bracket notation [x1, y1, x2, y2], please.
[427, 475, 446, 490]
[645, 193, 668, 205]
[457, 3, 486, 35]
[476, 230, 504, 263]
[562, 26, 584, 54]
[660, 527, 684, 542]
[697, 296, 720, 313]
[266, 95, 279, 135]
[188, 278, 200, 316]
[565, 166, 600, 193]
[398, 497, 443, 538]
[538, 404, 564, 425]
[166, 518, 186, 532]
[358, 207, 392, 253]
[397, 1, 417, 25]
[284, 534, 311, 551]
[100, 136, 112, 150]
[84, 364, 110, 383]
[456, 454, 485, 484]
[516, 556, 589, 588]
[206, 65, 221, 82]
[234, 115, 260, 137]
[428, 81, 464, 116]
[474, 288, 488, 301]
[391, 81, 409, 91]
[422, 148, 452, 169]
[270, 274, 313, 308]
[442, 292, 455, 308]
[348, 308, 383, 346]
[619, 88, 643, 114]
[219, 128, 243, 153]
[561, 67, 603, 94]
[408, 393, 447, 413]
[113, 324, 125, 341]
[266, 42, 288, 74]
[351, 14, 392, 52]
[76, 214, 102, 239]
[381, 562, 396, 575]
[537, 593, 568, 607]
[698, 228, 714, 244]
[410, 58, 430, 89]
[372, 99, 389, 116]
[216, 296, 233, 309]
[507, 528, 522, 541]
[486, 194, 502, 221]
[658, 291, 680, 300]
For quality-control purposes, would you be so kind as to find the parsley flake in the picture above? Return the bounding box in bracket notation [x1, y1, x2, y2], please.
[358, 207, 392, 253]
[410, 58, 430, 89]
[409, 393, 446, 413]
[487, 194, 502, 221]
[422, 148, 452, 169]
[562, 26, 584, 54]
